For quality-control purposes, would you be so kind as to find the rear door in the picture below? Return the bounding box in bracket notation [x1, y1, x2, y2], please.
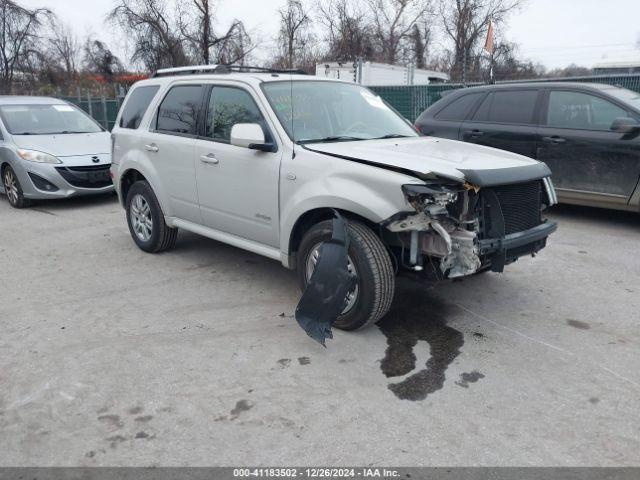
[138, 83, 204, 223]
[194, 84, 282, 247]
[460, 88, 542, 158]
[537, 88, 640, 204]
[416, 91, 485, 139]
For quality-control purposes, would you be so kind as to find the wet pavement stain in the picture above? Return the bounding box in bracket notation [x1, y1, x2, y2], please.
[298, 356, 311, 365]
[230, 400, 253, 419]
[455, 371, 485, 388]
[277, 358, 291, 368]
[97, 414, 124, 428]
[377, 286, 464, 401]
[567, 319, 590, 330]
[134, 415, 153, 423]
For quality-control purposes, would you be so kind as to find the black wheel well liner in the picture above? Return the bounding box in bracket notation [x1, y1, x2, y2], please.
[288, 208, 380, 257]
[120, 169, 148, 205]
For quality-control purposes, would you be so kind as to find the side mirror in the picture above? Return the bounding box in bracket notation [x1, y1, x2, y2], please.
[610, 117, 640, 134]
[230, 123, 273, 152]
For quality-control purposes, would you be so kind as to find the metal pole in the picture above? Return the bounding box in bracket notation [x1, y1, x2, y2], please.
[462, 47, 467, 86]
[87, 90, 93, 118]
[101, 92, 108, 130]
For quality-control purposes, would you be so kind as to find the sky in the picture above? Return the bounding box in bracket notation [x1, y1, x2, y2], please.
[20, 0, 640, 71]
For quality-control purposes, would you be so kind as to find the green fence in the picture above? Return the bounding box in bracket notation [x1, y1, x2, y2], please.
[54, 74, 640, 129]
[56, 94, 125, 131]
[370, 74, 640, 123]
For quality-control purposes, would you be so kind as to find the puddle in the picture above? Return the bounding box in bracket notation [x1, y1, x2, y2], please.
[377, 284, 463, 401]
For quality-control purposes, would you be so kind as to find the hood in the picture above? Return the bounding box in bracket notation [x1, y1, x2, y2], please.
[305, 137, 551, 186]
[11, 131, 111, 157]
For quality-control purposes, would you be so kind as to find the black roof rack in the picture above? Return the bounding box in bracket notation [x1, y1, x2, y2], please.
[151, 64, 308, 78]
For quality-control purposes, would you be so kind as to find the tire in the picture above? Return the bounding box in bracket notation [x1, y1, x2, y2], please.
[2, 165, 31, 208]
[125, 180, 177, 253]
[296, 219, 395, 331]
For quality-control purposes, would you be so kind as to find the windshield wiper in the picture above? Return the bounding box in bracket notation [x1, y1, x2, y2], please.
[375, 134, 412, 139]
[59, 130, 92, 134]
[298, 135, 367, 144]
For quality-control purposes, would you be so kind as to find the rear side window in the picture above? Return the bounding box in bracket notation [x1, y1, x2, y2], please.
[473, 90, 539, 124]
[119, 86, 159, 129]
[434, 92, 483, 121]
[156, 85, 203, 135]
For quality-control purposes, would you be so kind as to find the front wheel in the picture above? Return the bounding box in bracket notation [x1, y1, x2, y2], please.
[2, 165, 30, 208]
[125, 181, 177, 253]
[296, 219, 395, 330]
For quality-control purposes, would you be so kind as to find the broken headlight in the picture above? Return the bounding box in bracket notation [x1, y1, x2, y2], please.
[402, 183, 459, 213]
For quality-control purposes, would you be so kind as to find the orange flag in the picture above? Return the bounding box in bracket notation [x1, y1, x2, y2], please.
[484, 20, 494, 54]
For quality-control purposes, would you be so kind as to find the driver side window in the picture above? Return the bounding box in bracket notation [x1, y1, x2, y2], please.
[205, 86, 271, 143]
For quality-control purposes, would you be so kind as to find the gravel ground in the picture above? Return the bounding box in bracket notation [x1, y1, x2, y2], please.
[0, 194, 638, 466]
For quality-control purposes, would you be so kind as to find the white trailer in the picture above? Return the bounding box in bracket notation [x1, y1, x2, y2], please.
[315, 61, 449, 86]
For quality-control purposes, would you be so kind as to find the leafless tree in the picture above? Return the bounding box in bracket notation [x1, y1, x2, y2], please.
[365, 0, 431, 64]
[109, 0, 188, 72]
[47, 19, 79, 82]
[317, 0, 374, 61]
[0, 0, 51, 93]
[177, 0, 254, 66]
[440, 0, 521, 82]
[83, 39, 123, 83]
[274, 0, 316, 70]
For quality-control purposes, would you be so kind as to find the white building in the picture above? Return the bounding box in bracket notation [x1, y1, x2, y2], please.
[316, 61, 449, 86]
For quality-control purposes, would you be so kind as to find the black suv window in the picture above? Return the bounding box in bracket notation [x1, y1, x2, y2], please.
[473, 90, 538, 124]
[119, 85, 159, 129]
[156, 85, 203, 135]
[435, 92, 483, 121]
[547, 90, 628, 130]
[206, 86, 268, 142]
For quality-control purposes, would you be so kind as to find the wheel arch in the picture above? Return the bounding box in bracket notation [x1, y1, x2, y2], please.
[120, 168, 149, 206]
[286, 207, 381, 268]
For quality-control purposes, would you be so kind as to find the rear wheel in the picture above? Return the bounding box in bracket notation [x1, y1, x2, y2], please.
[296, 219, 395, 330]
[125, 181, 177, 253]
[2, 165, 30, 209]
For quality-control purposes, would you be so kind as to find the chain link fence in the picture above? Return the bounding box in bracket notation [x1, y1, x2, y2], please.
[370, 74, 640, 122]
[52, 74, 640, 130]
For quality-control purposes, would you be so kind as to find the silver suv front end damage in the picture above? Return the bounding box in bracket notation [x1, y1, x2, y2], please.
[383, 178, 558, 279]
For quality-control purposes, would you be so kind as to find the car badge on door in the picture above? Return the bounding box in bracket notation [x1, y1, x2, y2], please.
[92, 156, 100, 163]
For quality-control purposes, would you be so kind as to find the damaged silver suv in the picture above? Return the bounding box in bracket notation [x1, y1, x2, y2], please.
[111, 65, 557, 341]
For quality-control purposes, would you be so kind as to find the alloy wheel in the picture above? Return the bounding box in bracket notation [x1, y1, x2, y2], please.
[130, 194, 153, 242]
[3, 168, 19, 205]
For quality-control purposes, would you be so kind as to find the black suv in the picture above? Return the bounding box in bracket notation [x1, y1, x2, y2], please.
[415, 83, 640, 212]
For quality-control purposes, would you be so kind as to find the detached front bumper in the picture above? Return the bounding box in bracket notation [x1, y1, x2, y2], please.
[478, 220, 558, 271]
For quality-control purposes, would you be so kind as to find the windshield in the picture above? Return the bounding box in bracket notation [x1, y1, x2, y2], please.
[261, 81, 418, 143]
[0, 104, 103, 135]
[603, 87, 640, 111]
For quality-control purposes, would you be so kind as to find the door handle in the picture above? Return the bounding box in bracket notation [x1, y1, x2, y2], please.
[200, 153, 219, 165]
[145, 144, 159, 152]
[542, 136, 566, 144]
[464, 129, 484, 137]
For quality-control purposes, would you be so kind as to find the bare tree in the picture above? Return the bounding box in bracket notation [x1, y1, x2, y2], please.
[365, 0, 431, 64]
[274, 0, 315, 70]
[440, 0, 521, 82]
[177, 0, 254, 65]
[317, 0, 374, 61]
[83, 39, 122, 83]
[47, 19, 79, 82]
[109, 0, 188, 72]
[0, 0, 51, 93]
